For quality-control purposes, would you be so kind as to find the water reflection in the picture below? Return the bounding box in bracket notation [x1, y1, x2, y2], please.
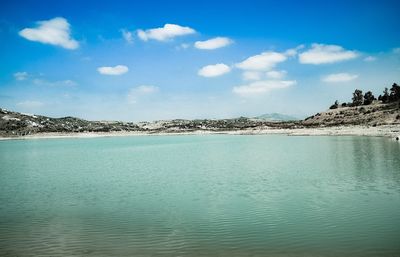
[353, 137, 400, 189]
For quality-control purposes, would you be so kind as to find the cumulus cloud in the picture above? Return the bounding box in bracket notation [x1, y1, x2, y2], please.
[19, 17, 79, 49]
[266, 70, 287, 79]
[322, 73, 358, 83]
[236, 51, 287, 71]
[97, 65, 129, 75]
[16, 100, 44, 108]
[137, 24, 195, 41]
[121, 29, 133, 43]
[242, 71, 262, 81]
[194, 37, 233, 50]
[128, 85, 159, 103]
[233, 80, 295, 97]
[299, 44, 358, 64]
[198, 63, 231, 77]
[14, 72, 28, 81]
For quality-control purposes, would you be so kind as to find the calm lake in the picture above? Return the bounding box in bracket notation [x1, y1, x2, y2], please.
[0, 135, 399, 256]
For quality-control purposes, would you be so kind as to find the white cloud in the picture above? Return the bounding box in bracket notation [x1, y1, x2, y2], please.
[266, 70, 287, 79]
[322, 73, 358, 83]
[243, 70, 287, 81]
[194, 37, 232, 50]
[135, 85, 159, 94]
[233, 80, 295, 97]
[137, 24, 195, 41]
[242, 71, 262, 81]
[97, 65, 129, 75]
[180, 43, 190, 49]
[175, 43, 190, 50]
[121, 29, 133, 43]
[14, 72, 28, 81]
[363, 56, 376, 62]
[284, 45, 304, 57]
[19, 17, 79, 49]
[285, 49, 297, 57]
[236, 51, 287, 71]
[58, 79, 77, 87]
[128, 85, 159, 103]
[299, 44, 358, 64]
[198, 63, 231, 77]
[81, 56, 92, 62]
[33, 79, 78, 87]
[16, 100, 44, 108]
[393, 47, 400, 54]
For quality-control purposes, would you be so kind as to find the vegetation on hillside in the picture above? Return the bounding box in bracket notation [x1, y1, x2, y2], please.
[330, 83, 400, 109]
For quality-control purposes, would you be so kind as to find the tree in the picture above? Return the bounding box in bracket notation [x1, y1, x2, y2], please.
[381, 88, 389, 103]
[363, 91, 375, 105]
[389, 83, 400, 102]
[330, 100, 339, 109]
[352, 89, 363, 106]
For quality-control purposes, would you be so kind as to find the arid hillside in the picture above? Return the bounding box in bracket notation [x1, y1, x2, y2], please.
[303, 101, 400, 127]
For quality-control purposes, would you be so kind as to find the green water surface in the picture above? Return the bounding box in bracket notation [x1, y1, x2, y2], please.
[0, 135, 399, 256]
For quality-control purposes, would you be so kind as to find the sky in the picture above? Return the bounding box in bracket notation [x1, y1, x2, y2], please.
[0, 0, 399, 121]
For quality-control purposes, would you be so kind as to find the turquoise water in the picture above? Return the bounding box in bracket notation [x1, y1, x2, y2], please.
[0, 135, 399, 257]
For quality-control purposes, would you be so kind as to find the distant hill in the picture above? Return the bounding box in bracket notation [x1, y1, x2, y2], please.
[2, 101, 400, 138]
[0, 108, 298, 137]
[1, 82, 400, 137]
[255, 113, 299, 121]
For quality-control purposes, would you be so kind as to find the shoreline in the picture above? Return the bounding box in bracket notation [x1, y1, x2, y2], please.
[1, 125, 400, 141]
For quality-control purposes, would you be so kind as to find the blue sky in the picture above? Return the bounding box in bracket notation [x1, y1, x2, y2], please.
[0, 0, 399, 121]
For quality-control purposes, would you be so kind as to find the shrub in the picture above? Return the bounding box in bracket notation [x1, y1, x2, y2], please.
[330, 100, 339, 109]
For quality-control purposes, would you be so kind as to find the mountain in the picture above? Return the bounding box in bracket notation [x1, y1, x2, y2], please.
[255, 113, 299, 121]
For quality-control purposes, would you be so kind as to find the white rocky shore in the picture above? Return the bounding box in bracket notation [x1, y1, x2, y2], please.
[1, 125, 399, 141]
[1, 98, 400, 141]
